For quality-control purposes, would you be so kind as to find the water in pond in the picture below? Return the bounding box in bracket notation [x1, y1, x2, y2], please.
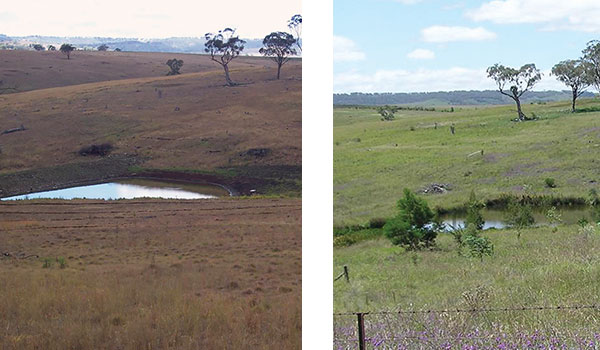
[1, 179, 230, 200]
[440, 207, 596, 231]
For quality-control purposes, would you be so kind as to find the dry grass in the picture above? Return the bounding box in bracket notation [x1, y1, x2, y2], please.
[0, 50, 275, 93]
[0, 198, 301, 349]
[0, 55, 301, 174]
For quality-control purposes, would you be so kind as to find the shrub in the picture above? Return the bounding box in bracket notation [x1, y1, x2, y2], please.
[42, 258, 53, 268]
[57, 256, 67, 269]
[377, 105, 396, 121]
[383, 189, 436, 249]
[368, 217, 387, 229]
[505, 200, 535, 240]
[544, 177, 556, 188]
[464, 234, 494, 261]
[333, 235, 358, 247]
[579, 223, 597, 237]
[465, 190, 484, 231]
[589, 189, 599, 206]
[78, 143, 113, 156]
[505, 201, 535, 228]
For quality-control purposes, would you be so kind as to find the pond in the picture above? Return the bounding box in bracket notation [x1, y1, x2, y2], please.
[1, 179, 231, 200]
[440, 206, 596, 231]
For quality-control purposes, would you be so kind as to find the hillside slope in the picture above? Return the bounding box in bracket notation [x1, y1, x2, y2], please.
[0, 51, 301, 196]
[334, 100, 600, 224]
[0, 50, 275, 93]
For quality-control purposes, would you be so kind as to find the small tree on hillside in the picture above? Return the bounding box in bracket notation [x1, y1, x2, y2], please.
[259, 32, 296, 79]
[166, 58, 184, 75]
[114, 48, 122, 52]
[383, 189, 437, 249]
[32, 44, 45, 51]
[376, 105, 397, 121]
[204, 28, 246, 86]
[487, 63, 542, 121]
[287, 14, 302, 52]
[505, 199, 535, 241]
[60, 43, 75, 59]
[551, 59, 592, 112]
[47, 45, 56, 51]
[97, 44, 109, 51]
[465, 190, 484, 231]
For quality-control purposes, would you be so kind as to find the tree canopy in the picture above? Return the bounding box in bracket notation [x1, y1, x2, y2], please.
[204, 28, 246, 86]
[487, 63, 542, 121]
[287, 14, 302, 52]
[259, 31, 296, 79]
[582, 40, 600, 92]
[59, 44, 75, 59]
[551, 59, 592, 112]
[97, 44, 109, 51]
[166, 58, 184, 76]
[383, 189, 437, 249]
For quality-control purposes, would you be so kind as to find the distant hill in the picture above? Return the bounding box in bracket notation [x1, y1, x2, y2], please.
[0, 34, 264, 55]
[333, 90, 596, 106]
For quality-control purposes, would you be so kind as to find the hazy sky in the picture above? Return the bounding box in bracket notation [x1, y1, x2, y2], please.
[0, 0, 302, 39]
[334, 0, 600, 93]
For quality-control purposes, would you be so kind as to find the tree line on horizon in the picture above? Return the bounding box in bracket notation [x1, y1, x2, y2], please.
[23, 14, 302, 85]
[333, 90, 593, 107]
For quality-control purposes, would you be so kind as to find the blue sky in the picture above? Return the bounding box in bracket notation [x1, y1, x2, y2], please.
[334, 0, 600, 92]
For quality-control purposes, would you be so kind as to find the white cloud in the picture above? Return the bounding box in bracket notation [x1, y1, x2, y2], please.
[421, 26, 497, 43]
[333, 35, 366, 62]
[466, 0, 600, 32]
[394, 0, 422, 4]
[0, 0, 301, 38]
[334, 67, 565, 93]
[407, 49, 435, 60]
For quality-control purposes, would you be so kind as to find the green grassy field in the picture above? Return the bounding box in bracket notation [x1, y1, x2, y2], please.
[334, 99, 600, 225]
[333, 99, 600, 346]
[334, 225, 600, 312]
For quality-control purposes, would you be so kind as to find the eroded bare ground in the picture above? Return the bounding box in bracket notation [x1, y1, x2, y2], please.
[0, 198, 301, 349]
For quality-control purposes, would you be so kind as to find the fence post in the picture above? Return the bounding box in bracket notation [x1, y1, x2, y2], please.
[357, 313, 366, 350]
[344, 265, 349, 283]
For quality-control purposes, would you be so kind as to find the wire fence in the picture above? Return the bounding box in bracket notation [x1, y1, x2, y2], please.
[333, 304, 600, 350]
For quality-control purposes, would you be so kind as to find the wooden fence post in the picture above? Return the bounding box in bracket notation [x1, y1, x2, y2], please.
[344, 265, 349, 283]
[357, 313, 366, 350]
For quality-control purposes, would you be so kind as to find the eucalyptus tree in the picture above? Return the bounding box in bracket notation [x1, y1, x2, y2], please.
[59, 43, 75, 59]
[166, 58, 184, 75]
[551, 59, 592, 112]
[582, 40, 600, 93]
[287, 14, 302, 52]
[204, 28, 246, 86]
[259, 32, 297, 79]
[486, 63, 542, 121]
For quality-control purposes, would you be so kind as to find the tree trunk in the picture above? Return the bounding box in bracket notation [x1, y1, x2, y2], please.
[277, 63, 281, 80]
[572, 88, 577, 112]
[223, 64, 234, 86]
[514, 96, 525, 121]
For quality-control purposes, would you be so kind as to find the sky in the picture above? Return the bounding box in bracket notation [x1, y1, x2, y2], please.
[0, 0, 301, 39]
[334, 0, 600, 93]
